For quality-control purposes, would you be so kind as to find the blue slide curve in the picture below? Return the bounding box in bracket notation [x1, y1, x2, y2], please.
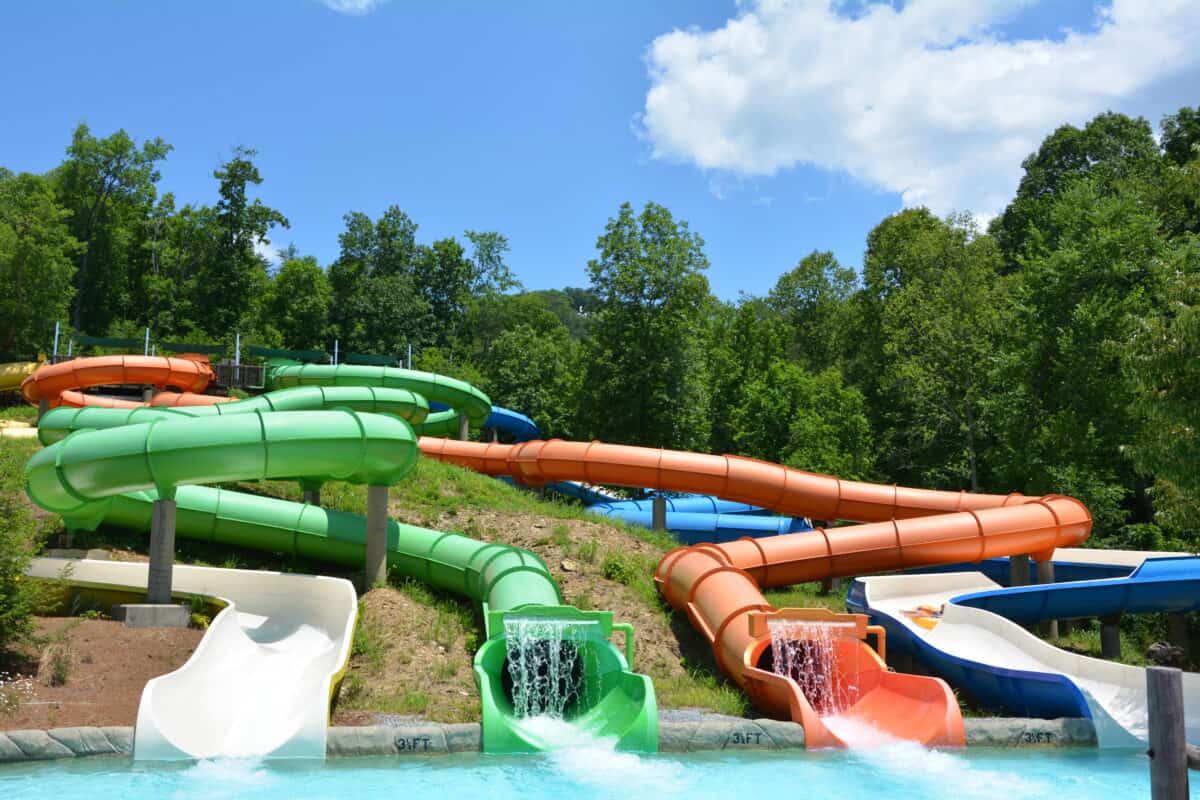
[847, 550, 1200, 746]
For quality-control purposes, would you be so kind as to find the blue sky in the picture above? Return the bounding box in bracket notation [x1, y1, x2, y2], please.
[3, 1, 1198, 299]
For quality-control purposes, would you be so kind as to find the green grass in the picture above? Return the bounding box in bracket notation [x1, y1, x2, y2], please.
[762, 581, 847, 613]
[655, 669, 749, 716]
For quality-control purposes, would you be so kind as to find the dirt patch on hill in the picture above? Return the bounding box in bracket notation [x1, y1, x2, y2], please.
[1, 617, 202, 729]
[384, 505, 720, 705]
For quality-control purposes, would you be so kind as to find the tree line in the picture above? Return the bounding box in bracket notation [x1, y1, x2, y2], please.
[2, 107, 1199, 550]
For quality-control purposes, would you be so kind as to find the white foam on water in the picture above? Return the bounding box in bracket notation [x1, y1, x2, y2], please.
[518, 715, 687, 797]
[174, 758, 275, 798]
[820, 715, 1053, 800]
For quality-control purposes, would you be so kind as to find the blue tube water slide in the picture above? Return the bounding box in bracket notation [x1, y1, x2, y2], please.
[846, 550, 1200, 746]
[586, 496, 812, 544]
[483, 406, 541, 442]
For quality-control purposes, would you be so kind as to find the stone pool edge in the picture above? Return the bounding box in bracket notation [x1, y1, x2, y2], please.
[0, 717, 1115, 763]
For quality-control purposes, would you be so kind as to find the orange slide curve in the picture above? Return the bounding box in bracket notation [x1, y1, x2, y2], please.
[20, 355, 231, 409]
[419, 437, 1093, 748]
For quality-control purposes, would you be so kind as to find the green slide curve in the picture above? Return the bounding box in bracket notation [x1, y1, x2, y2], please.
[28, 388, 656, 753]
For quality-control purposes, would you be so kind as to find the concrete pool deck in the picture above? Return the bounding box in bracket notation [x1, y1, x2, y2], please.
[0, 715, 1116, 763]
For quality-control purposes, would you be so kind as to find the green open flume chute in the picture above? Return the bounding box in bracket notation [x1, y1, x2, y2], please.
[27, 378, 657, 753]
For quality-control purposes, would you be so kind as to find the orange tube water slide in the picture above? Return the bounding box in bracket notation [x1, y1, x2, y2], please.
[20, 355, 231, 409]
[419, 437, 1093, 748]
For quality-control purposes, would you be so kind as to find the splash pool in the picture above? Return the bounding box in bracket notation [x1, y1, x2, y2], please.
[0, 745, 1179, 800]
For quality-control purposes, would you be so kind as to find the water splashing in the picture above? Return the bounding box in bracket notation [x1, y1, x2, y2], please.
[767, 619, 860, 715]
[504, 617, 597, 719]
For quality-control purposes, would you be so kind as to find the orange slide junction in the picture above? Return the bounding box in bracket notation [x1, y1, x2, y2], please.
[419, 437, 1093, 748]
[20, 355, 232, 409]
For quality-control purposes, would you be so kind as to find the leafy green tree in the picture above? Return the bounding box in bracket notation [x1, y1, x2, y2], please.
[483, 323, 582, 438]
[1124, 238, 1200, 539]
[464, 230, 520, 295]
[766, 250, 857, 370]
[996, 179, 1169, 531]
[730, 361, 873, 480]
[579, 202, 713, 450]
[55, 123, 171, 333]
[265, 256, 332, 351]
[1161, 106, 1200, 167]
[0, 172, 81, 356]
[195, 147, 289, 336]
[878, 214, 1007, 490]
[705, 297, 788, 454]
[991, 112, 1160, 263]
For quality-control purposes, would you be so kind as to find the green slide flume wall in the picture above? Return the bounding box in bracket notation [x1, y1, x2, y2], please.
[27, 384, 657, 753]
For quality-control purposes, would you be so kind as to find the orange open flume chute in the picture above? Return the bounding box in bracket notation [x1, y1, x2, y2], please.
[419, 437, 1093, 749]
[20, 355, 233, 409]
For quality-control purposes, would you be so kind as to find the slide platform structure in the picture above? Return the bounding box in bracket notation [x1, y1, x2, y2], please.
[28, 376, 656, 757]
[416, 438, 1094, 748]
[847, 552, 1200, 746]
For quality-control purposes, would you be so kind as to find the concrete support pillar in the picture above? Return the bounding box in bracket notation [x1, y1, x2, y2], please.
[147, 498, 177, 605]
[1168, 613, 1190, 661]
[37, 398, 48, 424]
[1035, 559, 1058, 638]
[1059, 619, 1074, 636]
[1147, 666, 1189, 799]
[652, 495, 667, 531]
[302, 482, 322, 507]
[142, 385, 155, 403]
[457, 413, 469, 442]
[1101, 614, 1123, 660]
[492, 428, 499, 443]
[1009, 554, 1030, 587]
[364, 485, 389, 590]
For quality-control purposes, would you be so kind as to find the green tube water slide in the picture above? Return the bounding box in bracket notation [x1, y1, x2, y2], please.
[28, 388, 657, 753]
[265, 362, 491, 437]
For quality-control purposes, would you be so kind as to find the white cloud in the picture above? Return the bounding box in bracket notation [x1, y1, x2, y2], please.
[641, 0, 1200, 216]
[319, 0, 388, 15]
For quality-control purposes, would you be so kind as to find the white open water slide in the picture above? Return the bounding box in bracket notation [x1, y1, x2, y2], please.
[26, 557, 357, 760]
[855, 564, 1200, 747]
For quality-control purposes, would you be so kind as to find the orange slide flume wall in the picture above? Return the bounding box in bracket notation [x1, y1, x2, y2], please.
[20, 355, 233, 409]
[419, 437, 1093, 748]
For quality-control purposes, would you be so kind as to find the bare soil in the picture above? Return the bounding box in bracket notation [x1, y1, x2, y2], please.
[1, 617, 202, 729]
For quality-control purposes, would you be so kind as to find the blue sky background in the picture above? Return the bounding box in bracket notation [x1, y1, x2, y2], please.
[2, 1, 1196, 299]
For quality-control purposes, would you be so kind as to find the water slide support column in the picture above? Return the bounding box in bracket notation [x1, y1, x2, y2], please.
[1101, 614, 1123, 660]
[1147, 666, 1189, 799]
[458, 413, 470, 441]
[652, 495, 666, 531]
[301, 480, 322, 508]
[364, 485, 389, 590]
[1009, 554, 1030, 587]
[36, 399, 48, 424]
[147, 498, 177, 604]
[1168, 614, 1190, 661]
[1035, 559, 1058, 638]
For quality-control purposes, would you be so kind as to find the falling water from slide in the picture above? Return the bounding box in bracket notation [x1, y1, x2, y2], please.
[767, 618, 901, 747]
[504, 617, 599, 719]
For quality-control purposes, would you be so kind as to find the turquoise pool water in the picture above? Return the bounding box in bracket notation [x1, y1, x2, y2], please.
[0, 745, 1186, 800]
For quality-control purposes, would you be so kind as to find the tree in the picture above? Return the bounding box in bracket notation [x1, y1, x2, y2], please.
[767, 250, 856, 370]
[55, 123, 171, 333]
[328, 206, 436, 355]
[991, 112, 1160, 263]
[579, 202, 713, 450]
[1124, 238, 1200, 539]
[995, 179, 1169, 532]
[464, 230, 520, 295]
[730, 361, 873, 480]
[1162, 106, 1200, 167]
[705, 297, 788, 454]
[483, 323, 582, 439]
[195, 147, 289, 336]
[0, 172, 81, 356]
[265, 256, 331, 351]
